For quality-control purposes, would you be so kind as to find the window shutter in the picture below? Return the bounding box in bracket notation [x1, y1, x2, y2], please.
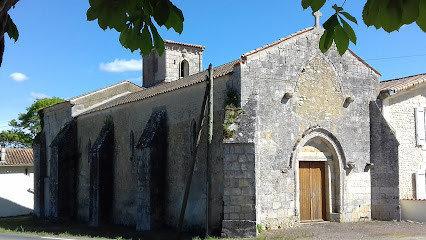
[415, 107, 426, 146]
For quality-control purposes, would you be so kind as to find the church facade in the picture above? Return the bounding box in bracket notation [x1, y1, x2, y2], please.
[34, 23, 401, 238]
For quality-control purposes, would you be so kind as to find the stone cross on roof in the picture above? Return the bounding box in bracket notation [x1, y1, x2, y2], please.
[313, 11, 322, 28]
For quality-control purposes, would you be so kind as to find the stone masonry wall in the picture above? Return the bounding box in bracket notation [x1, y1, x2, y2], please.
[240, 28, 379, 228]
[222, 143, 256, 238]
[370, 101, 400, 220]
[37, 101, 73, 218]
[383, 83, 426, 199]
[76, 73, 236, 233]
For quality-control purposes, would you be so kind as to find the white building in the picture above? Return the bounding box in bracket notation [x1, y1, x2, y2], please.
[0, 146, 34, 217]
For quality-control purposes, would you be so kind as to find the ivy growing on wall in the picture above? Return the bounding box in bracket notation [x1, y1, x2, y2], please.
[223, 88, 244, 139]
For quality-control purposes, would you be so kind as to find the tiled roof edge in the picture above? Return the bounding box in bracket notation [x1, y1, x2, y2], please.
[381, 72, 426, 83]
[164, 40, 206, 50]
[68, 80, 142, 101]
[79, 60, 239, 116]
[347, 49, 381, 76]
[379, 73, 426, 93]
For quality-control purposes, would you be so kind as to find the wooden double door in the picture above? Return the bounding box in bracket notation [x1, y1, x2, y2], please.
[299, 161, 326, 221]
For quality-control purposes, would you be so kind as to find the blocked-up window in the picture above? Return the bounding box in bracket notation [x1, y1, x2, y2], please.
[415, 107, 426, 146]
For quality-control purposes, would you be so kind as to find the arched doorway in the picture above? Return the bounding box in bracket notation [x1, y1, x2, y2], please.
[180, 60, 189, 78]
[294, 131, 344, 222]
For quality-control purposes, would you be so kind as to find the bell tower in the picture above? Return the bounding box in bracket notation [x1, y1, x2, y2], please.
[142, 40, 205, 87]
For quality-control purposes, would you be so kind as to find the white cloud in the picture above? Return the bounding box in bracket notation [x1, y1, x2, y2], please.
[30, 92, 50, 99]
[100, 59, 142, 72]
[9, 72, 29, 82]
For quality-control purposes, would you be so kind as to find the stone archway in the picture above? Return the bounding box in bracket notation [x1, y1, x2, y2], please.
[292, 130, 345, 222]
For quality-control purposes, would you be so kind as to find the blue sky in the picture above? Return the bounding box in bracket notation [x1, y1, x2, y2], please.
[1, 0, 425, 131]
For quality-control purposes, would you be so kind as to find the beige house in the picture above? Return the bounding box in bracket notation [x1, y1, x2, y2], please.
[0, 146, 34, 217]
[379, 73, 426, 200]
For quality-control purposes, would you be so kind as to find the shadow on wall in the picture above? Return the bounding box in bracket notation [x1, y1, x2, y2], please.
[370, 101, 400, 221]
[0, 197, 33, 217]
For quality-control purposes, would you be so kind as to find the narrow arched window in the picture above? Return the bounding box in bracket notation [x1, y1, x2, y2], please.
[180, 60, 189, 78]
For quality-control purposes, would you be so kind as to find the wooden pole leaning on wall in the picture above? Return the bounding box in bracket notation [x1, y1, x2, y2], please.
[206, 64, 213, 238]
[177, 69, 211, 238]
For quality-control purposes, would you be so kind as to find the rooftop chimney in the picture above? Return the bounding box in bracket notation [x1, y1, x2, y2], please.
[1, 145, 5, 162]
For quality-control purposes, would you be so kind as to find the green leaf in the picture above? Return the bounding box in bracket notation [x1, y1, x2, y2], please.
[319, 29, 334, 53]
[402, 0, 420, 24]
[332, 4, 344, 12]
[334, 25, 349, 56]
[153, 0, 170, 26]
[97, 7, 109, 30]
[340, 11, 358, 24]
[142, 1, 154, 16]
[86, 7, 98, 21]
[89, 0, 104, 8]
[165, 3, 184, 34]
[140, 25, 153, 56]
[363, 0, 382, 26]
[417, 0, 426, 31]
[380, 0, 403, 32]
[119, 27, 130, 47]
[310, 0, 326, 12]
[5, 15, 19, 42]
[108, 10, 127, 31]
[302, 0, 313, 9]
[323, 14, 339, 30]
[339, 16, 357, 44]
[150, 24, 165, 56]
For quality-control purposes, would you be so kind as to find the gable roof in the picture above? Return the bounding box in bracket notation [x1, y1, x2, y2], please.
[241, 27, 380, 76]
[68, 80, 143, 101]
[80, 60, 239, 115]
[380, 73, 426, 93]
[0, 149, 33, 166]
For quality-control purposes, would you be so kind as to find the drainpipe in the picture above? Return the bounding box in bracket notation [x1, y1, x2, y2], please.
[1, 144, 6, 162]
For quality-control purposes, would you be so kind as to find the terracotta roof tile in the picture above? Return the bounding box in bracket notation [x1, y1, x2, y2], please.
[0, 149, 33, 166]
[164, 40, 205, 50]
[81, 60, 239, 115]
[380, 73, 426, 93]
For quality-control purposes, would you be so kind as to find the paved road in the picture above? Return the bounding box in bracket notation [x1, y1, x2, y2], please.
[0, 233, 95, 240]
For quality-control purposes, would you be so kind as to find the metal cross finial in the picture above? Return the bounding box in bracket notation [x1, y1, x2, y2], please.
[313, 11, 322, 27]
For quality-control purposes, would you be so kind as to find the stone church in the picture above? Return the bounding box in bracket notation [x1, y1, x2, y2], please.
[34, 17, 400, 238]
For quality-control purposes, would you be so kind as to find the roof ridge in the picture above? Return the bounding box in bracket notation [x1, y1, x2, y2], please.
[381, 72, 426, 83]
[79, 59, 239, 116]
[164, 40, 206, 50]
[68, 80, 143, 101]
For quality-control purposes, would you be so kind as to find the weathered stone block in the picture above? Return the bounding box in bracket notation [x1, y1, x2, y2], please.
[221, 220, 257, 238]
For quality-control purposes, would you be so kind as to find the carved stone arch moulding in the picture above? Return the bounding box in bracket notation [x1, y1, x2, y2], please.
[290, 126, 347, 220]
[289, 127, 347, 170]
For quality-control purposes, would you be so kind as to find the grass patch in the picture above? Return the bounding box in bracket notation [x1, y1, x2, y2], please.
[0, 215, 138, 239]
